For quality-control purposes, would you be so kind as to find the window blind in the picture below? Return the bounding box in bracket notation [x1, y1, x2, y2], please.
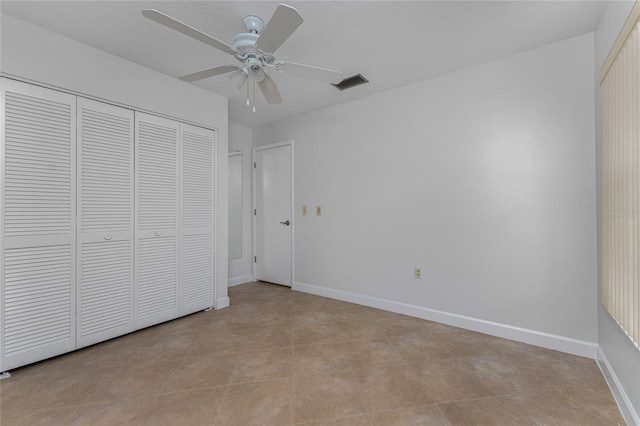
[600, 2, 640, 349]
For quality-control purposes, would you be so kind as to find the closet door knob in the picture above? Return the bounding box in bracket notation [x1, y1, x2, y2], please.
[155, 232, 162, 237]
[104, 234, 112, 241]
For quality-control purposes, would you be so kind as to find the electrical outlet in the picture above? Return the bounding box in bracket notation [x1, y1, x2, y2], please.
[316, 205, 321, 216]
[302, 205, 308, 215]
[414, 267, 422, 279]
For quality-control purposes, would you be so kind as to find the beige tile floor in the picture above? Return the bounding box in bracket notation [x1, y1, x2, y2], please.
[0, 281, 626, 425]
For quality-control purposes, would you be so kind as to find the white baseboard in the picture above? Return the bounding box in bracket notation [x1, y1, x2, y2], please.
[228, 274, 255, 287]
[597, 346, 640, 425]
[215, 297, 230, 309]
[293, 281, 598, 359]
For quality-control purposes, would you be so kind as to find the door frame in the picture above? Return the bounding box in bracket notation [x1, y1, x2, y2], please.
[252, 140, 294, 286]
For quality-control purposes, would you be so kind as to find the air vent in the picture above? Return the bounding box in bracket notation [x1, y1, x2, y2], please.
[332, 74, 369, 91]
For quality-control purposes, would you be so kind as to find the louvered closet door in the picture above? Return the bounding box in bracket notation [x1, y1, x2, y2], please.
[0, 79, 76, 371]
[180, 123, 215, 315]
[135, 112, 179, 329]
[77, 98, 134, 348]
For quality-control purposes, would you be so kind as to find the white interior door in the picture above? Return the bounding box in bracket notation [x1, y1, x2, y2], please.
[254, 142, 293, 287]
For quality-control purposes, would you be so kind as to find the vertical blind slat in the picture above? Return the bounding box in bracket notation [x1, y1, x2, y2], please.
[601, 18, 640, 349]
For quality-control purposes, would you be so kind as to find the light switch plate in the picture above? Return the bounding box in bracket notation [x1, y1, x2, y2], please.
[302, 205, 308, 215]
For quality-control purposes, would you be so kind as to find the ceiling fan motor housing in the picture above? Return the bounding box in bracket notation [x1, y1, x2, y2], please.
[232, 26, 269, 83]
[231, 32, 260, 58]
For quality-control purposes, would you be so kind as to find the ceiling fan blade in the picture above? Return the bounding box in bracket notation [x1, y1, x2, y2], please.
[142, 9, 234, 55]
[256, 4, 303, 54]
[257, 75, 283, 104]
[278, 61, 343, 84]
[179, 65, 238, 82]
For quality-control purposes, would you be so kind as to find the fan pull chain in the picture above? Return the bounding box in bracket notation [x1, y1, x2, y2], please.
[246, 81, 250, 106]
[252, 81, 256, 113]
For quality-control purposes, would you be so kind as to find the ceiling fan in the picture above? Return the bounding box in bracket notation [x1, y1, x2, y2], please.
[142, 4, 343, 111]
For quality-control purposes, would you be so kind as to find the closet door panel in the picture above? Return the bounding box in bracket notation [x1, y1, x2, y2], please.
[181, 233, 213, 312]
[180, 124, 215, 315]
[3, 245, 73, 367]
[136, 236, 178, 320]
[135, 113, 179, 329]
[77, 98, 134, 347]
[4, 91, 74, 237]
[1, 79, 76, 371]
[79, 240, 132, 344]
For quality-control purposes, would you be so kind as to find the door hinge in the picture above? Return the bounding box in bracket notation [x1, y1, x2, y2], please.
[254, 209, 257, 216]
[253, 162, 256, 169]
[254, 256, 257, 263]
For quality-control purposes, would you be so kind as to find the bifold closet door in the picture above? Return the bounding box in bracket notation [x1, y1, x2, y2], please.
[0, 79, 76, 371]
[77, 98, 134, 348]
[180, 123, 215, 315]
[135, 112, 179, 329]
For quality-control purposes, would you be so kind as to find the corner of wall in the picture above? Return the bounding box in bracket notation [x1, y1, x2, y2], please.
[215, 297, 230, 310]
[596, 344, 640, 425]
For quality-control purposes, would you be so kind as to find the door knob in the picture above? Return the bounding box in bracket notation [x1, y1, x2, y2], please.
[280, 220, 290, 226]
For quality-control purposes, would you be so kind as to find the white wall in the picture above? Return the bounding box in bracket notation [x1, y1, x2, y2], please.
[594, 1, 640, 422]
[255, 33, 597, 351]
[228, 123, 255, 286]
[1, 14, 230, 307]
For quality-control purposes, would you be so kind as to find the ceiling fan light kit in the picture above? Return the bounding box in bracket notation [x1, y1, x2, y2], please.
[142, 4, 343, 112]
[229, 68, 248, 90]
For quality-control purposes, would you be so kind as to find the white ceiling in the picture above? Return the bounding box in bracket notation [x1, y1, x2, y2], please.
[1, 1, 605, 128]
